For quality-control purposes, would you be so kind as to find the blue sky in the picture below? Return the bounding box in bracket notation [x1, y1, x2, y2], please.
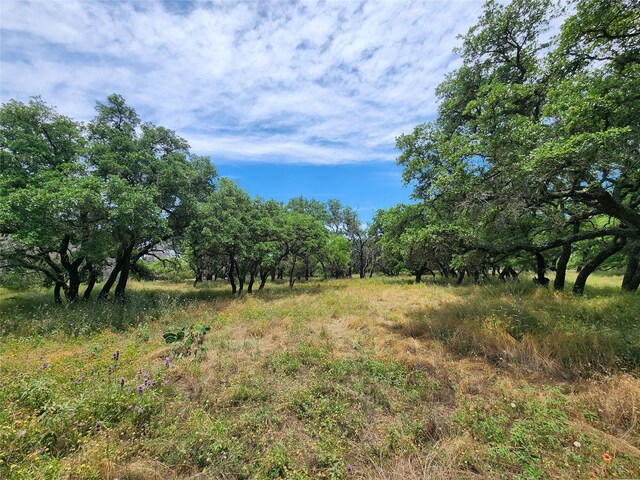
[0, 0, 484, 222]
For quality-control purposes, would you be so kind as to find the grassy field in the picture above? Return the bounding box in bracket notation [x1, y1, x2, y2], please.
[1, 275, 638, 479]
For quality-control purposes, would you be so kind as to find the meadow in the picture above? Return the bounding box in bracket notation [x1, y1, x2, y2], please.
[1, 275, 638, 479]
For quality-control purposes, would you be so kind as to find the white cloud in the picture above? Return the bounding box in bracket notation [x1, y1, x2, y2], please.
[0, 0, 484, 164]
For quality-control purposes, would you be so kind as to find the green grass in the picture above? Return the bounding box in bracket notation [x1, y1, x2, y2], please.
[0, 275, 638, 479]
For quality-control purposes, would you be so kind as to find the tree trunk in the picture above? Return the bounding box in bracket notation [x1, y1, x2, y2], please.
[114, 245, 134, 303]
[99, 260, 122, 300]
[193, 269, 203, 287]
[289, 257, 297, 289]
[573, 237, 627, 295]
[456, 269, 465, 285]
[54, 282, 63, 304]
[553, 242, 572, 291]
[247, 269, 256, 293]
[228, 257, 237, 295]
[258, 269, 269, 291]
[66, 267, 81, 303]
[415, 267, 423, 283]
[534, 252, 549, 287]
[83, 267, 97, 301]
[206, 272, 213, 281]
[622, 244, 640, 292]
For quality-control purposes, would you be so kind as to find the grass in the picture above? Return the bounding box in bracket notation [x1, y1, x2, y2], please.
[0, 274, 638, 479]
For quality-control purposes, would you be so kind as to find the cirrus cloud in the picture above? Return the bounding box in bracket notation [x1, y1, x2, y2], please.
[0, 0, 484, 164]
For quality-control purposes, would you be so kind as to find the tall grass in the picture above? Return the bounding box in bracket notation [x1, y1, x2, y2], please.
[1, 274, 638, 479]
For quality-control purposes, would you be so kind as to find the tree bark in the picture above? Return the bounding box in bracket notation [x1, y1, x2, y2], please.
[54, 283, 63, 304]
[553, 242, 572, 291]
[82, 265, 97, 301]
[193, 268, 203, 287]
[99, 260, 122, 300]
[114, 244, 134, 303]
[456, 269, 465, 285]
[573, 237, 627, 295]
[247, 269, 256, 293]
[534, 252, 549, 287]
[289, 257, 297, 289]
[258, 269, 269, 291]
[228, 256, 237, 295]
[622, 244, 640, 292]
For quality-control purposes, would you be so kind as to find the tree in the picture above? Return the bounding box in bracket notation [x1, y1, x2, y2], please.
[87, 94, 216, 301]
[0, 98, 108, 302]
[397, 0, 639, 293]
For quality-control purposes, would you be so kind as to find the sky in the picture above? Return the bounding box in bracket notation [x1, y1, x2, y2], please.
[0, 0, 485, 222]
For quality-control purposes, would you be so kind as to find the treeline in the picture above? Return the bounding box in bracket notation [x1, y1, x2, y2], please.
[2, 0, 638, 301]
[383, 0, 639, 294]
[0, 96, 378, 301]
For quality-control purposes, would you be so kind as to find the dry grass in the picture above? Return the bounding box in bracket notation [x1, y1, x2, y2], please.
[1, 275, 639, 479]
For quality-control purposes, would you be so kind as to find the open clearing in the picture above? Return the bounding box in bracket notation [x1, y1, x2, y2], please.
[1, 275, 639, 479]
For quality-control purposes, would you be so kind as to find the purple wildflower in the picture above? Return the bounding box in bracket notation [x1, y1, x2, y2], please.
[119, 377, 125, 388]
[107, 366, 113, 376]
[112, 350, 120, 361]
[136, 384, 145, 393]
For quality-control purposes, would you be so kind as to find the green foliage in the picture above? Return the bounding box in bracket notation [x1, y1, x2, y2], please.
[394, 0, 640, 293]
[163, 324, 210, 358]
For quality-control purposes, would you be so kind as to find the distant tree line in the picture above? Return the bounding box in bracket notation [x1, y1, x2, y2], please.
[377, 0, 639, 294]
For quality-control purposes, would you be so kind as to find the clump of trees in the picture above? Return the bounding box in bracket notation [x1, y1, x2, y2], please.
[1, 97, 378, 301]
[1, 95, 216, 302]
[378, 0, 639, 293]
[2, 0, 637, 300]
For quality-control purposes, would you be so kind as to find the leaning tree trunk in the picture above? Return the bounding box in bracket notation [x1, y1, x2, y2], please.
[573, 237, 627, 295]
[82, 265, 97, 301]
[258, 269, 269, 291]
[622, 243, 640, 292]
[99, 259, 122, 300]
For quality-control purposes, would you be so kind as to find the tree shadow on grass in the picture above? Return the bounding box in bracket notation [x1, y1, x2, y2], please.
[0, 279, 347, 337]
[391, 284, 640, 376]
